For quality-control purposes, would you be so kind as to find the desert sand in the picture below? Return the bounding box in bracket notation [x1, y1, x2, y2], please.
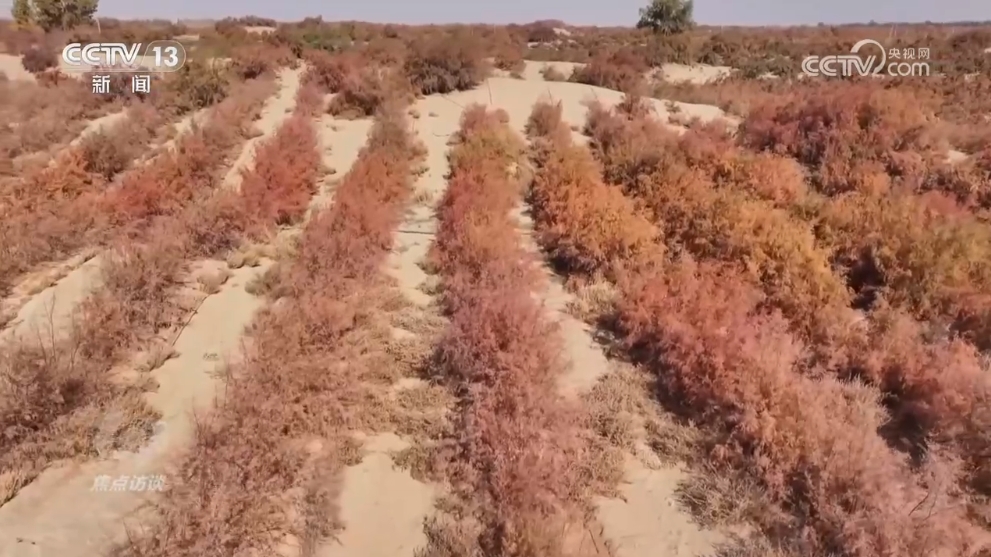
[0, 53, 34, 81]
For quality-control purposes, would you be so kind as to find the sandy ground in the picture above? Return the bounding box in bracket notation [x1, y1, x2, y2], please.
[0, 71, 305, 556]
[245, 26, 277, 35]
[948, 149, 969, 163]
[70, 110, 130, 146]
[0, 254, 103, 348]
[415, 75, 730, 138]
[0, 53, 34, 81]
[501, 61, 734, 85]
[318, 434, 435, 557]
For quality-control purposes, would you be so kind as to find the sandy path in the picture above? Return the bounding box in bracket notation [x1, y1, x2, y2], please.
[515, 198, 723, 557]
[0, 54, 34, 82]
[70, 110, 130, 146]
[307, 115, 372, 218]
[0, 252, 102, 347]
[310, 112, 439, 557]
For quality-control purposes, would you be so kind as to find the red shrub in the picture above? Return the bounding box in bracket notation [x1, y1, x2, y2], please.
[739, 81, 943, 195]
[615, 259, 984, 557]
[237, 114, 319, 232]
[426, 104, 592, 554]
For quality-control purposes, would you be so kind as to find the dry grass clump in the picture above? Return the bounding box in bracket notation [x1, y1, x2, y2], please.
[113, 106, 422, 557]
[569, 49, 647, 92]
[421, 104, 601, 556]
[301, 50, 413, 118]
[540, 64, 568, 82]
[328, 65, 412, 119]
[77, 104, 166, 181]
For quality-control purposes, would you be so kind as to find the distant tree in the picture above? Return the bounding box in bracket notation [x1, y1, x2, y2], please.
[637, 0, 695, 35]
[11, 0, 32, 26]
[29, 0, 99, 31]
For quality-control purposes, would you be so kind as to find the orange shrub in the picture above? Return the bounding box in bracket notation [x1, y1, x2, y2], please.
[739, 81, 943, 196]
[526, 100, 659, 279]
[583, 101, 850, 340]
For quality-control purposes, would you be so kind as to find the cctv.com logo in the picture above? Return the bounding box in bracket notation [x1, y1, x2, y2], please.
[802, 39, 932, 78]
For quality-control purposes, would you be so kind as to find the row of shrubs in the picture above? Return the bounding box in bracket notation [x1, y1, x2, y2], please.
[0, 102, 172, 300]
[524, 99, 988, 557]
[302, 34, 490, 118]
[0, 76, 277, 505]
[583, 100, 850, 349]
[423, 105, 598, 555]
[114, 102, 422, 556]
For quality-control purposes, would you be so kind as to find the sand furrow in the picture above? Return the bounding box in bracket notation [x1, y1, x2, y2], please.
[222, 66, 304, 191]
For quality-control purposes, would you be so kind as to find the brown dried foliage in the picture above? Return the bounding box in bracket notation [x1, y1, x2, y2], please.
[403, 33, 489, 95]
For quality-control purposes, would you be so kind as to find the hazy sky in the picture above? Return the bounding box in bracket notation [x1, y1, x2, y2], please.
[86, 0, 991, 26]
